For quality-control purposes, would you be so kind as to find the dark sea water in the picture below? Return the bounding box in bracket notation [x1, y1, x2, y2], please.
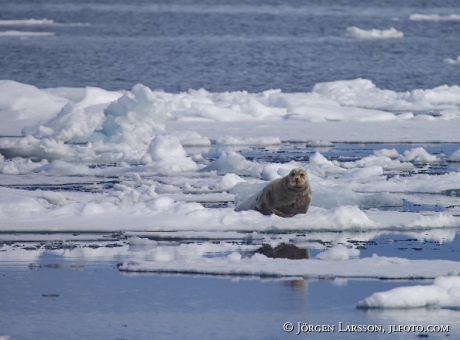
[1, 0, 460, 92]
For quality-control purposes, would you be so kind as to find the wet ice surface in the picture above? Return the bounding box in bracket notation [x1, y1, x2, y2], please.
[1, 237, 459, 339]
[1, 143, 460, 339]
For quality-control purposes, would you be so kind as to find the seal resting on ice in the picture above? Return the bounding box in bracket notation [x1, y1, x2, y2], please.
[235, 168, 312, 218]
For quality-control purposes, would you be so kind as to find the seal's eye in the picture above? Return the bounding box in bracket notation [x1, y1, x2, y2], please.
[300, 173, 305, 177]
[291, 173, 294, 176]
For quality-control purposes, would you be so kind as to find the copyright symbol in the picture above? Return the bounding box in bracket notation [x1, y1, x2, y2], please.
[283, 322, 294, 333]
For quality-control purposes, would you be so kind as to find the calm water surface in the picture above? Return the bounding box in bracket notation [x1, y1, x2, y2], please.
[1, 0, 460, 92]
[1, 243, 459, 340]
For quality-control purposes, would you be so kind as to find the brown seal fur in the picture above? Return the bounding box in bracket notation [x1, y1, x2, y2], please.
[236, 168, 312, 218]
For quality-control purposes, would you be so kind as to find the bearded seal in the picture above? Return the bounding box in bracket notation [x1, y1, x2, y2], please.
[235, 168, 312, 218]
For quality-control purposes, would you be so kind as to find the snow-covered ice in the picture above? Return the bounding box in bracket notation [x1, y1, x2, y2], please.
[0, 79, 460, 289]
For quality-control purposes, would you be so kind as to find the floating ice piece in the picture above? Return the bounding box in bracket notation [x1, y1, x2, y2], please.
[141, 135, 198, 172]
[346, 27, 403, 39]
[444, 56, 460, 65]
[23, 87, 122, 142]
[449, 149, 460, 162]
[167, 130, 210, 146]
[33, 160, 92, 176]
[355, 171, 460, 194]
[342, 155, 414, 171]
[308, 152, 346, 178]
[404, 213, 457, 228]
[0, 19, 90, 26]
[128, 236, 158, 246]
[316, 245, 360, 261]
[312, 78, 460, 112]
[373, 148, 400, 159]
[213, 173, 245, 191]
[342, 166, 383, 182]
[311, 182, 402, 209]
[260, 162, 301, 180]
[230, 181, 268, 206]
[124, 231, 264, 241]
[268, 91, 397, 122]
[399, 147, 440, 163]
[0, 157, 48, 175]
[357, 276, 460, 309]
[119, 254, 460, 279]
[102, 84, 170, 138]
[410, 14, 460, 21]
[216, 136, 281, 146]
[0, 30, 55, 37]
[306, 140, 334, 147]
[0, 19, 56, 25]
[0, 80, 69, 135]
[200, 151, 256, 175]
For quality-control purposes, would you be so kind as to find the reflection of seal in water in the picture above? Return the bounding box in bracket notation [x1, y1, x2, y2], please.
[235, 168, 312, 218]
[257, 243, 310, 259]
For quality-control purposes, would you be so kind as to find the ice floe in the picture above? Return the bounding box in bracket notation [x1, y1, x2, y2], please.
[216, 136, 281, 146]
[0, 31, 55, 37]
[410, 14, 460, 21]
[449, 149, 460, 162]
[119, 254, 460, 279]
[444, 56, 460, 65]
[345, 27, 403, 39]
[357, 275, 460, 308]
[0, 18, 90, 26]
[1, 79, 460, 163]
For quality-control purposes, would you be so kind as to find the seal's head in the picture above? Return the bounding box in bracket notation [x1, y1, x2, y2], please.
[288, 168, 308, 189]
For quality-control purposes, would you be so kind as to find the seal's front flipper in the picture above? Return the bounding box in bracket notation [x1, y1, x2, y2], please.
[273, 208, 295, 218]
